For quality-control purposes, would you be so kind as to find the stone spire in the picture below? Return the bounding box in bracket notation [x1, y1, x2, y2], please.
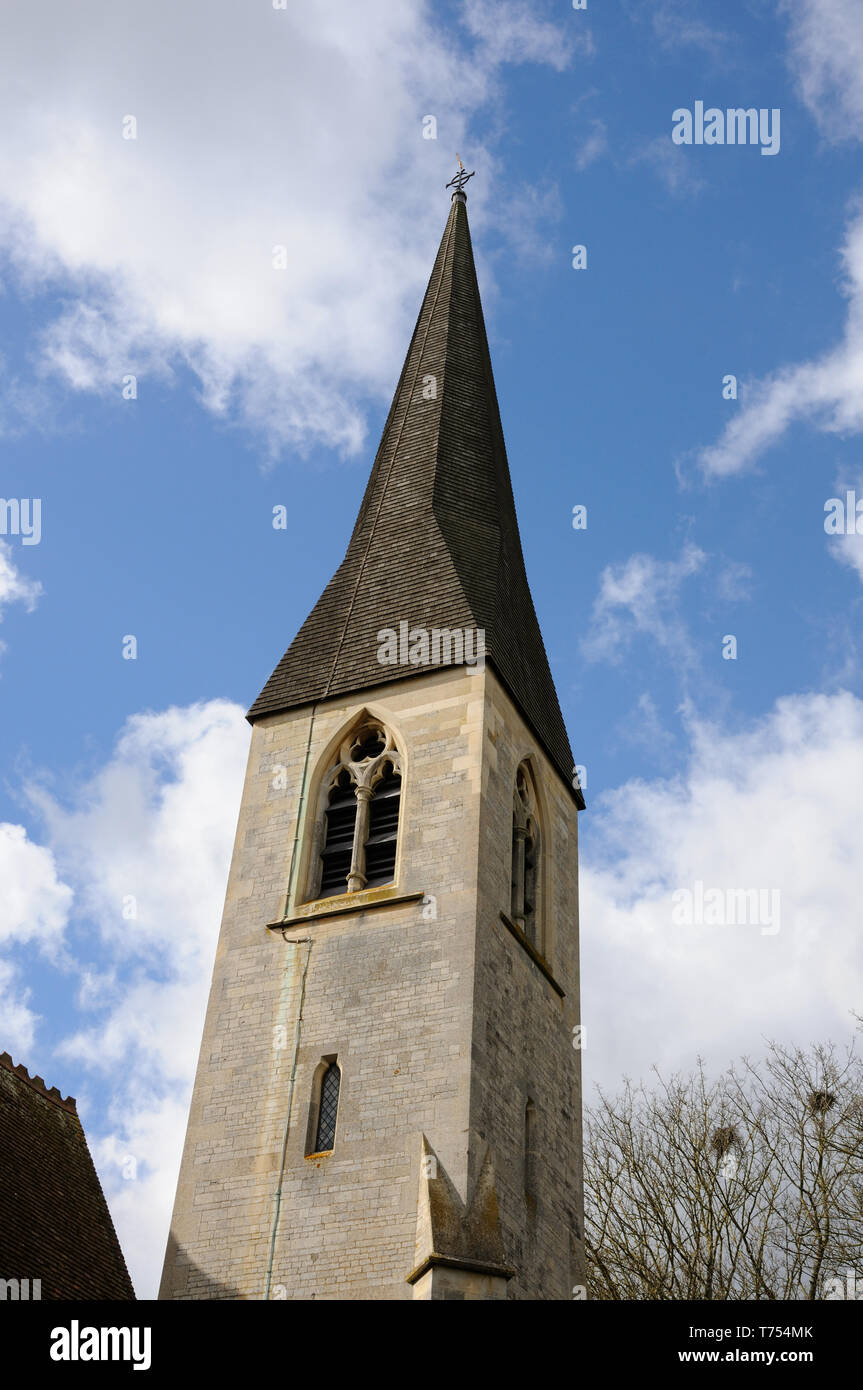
[249, 183, 580, 800]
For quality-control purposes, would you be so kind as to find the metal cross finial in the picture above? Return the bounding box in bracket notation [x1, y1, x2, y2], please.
[446, 155, 475, 195]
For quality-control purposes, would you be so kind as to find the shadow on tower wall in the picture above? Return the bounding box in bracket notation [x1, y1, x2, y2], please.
[159, 1233, 243, 1301]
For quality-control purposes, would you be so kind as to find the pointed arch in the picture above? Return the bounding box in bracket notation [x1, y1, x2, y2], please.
[315, 1062, 341, 1152]
[306, 1056, 342, 1156]
[511, 758, 545, 952]
[302, 709, 404, 903]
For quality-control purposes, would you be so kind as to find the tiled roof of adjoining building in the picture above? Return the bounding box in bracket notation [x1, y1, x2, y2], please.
[0, 1051, 135, 1299]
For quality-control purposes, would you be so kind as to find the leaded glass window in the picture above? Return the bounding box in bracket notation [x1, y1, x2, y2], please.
[315, 1063, 340, 1153]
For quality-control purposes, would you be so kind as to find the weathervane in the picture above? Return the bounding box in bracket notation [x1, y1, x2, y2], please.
[446, 154, 475, 195]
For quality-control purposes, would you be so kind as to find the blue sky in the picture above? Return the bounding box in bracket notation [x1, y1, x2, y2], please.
[2, 0, 862, 1295]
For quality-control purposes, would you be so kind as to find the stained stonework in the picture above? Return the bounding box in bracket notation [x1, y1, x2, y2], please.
[160, 663, 582, 1300]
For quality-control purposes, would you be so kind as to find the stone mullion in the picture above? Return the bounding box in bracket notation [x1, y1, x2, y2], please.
[512, 823, 528, 928]
[348, 785, 373, 893]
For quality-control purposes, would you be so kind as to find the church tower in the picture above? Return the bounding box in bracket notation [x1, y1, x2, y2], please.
[160, 176, 585, 1302]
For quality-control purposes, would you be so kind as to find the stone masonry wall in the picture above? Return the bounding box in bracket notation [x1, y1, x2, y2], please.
[161, 665, 486, 1300]
[160, 662, 583, 1300]
[469, 669, 584, 1300]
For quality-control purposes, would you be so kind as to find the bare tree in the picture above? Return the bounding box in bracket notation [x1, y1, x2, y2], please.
[585, 1035, 863, 1299]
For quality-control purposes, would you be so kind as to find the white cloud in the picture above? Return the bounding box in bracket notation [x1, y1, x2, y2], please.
[0, 351, 60, 440]
[781, 0, 863, 141]
[576, 117, 608, 171]
[582, 542, 705, 666]
[834, 530, 863, 582]
[462, 0, 578, 70]
[650, 1, 728, 55]
[616, 691, 678, 758]
[697, 205, 863, 476]
[582, 690, 863, 1093]
[24, 698, 250, 1296]
[0, 822, 71, 1059]
[0, 0, 574, 457]
[716, 559, 753, 603]
[0, 538, 41, 629]
[696, 2, 863, 478]
[0, 959, 39, 1056]
[30, 701, 248, 964]
[499, 181, 564, 264]
[0, 822, 71, 946]
[630, 134, 706, 196]
[90, 1092, 194, 1300]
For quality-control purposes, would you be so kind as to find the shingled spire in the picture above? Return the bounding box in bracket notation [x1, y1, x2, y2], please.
[249, 185, 580, 799]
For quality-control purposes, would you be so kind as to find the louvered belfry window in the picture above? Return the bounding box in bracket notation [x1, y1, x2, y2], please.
[315, 721, 402, 899]
[314, 1063, 340, 1153]
[364, 764, 402, 888]
[319, 770, 357, 897]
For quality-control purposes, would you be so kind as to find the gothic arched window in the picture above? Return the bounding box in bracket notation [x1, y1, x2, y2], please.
[315, 720, 402, 899]
[314, 1063, 341, 1153]
[511, 762, 542, 947]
